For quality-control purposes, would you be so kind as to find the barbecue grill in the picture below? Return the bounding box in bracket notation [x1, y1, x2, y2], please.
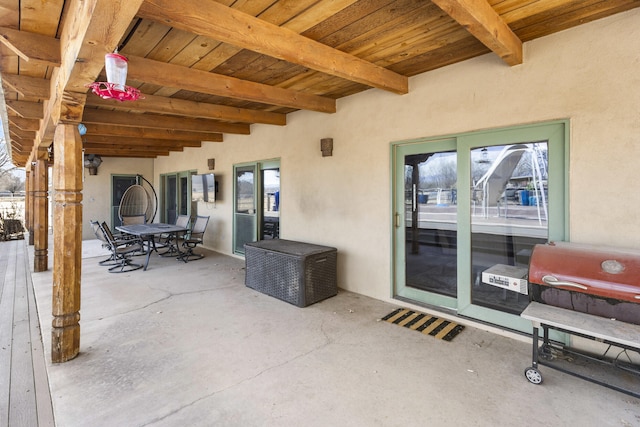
[528, 242, 640, 324]
[521, 242, 640, 397]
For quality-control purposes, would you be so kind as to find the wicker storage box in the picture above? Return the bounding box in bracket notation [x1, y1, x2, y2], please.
[245, 239, 337, 307]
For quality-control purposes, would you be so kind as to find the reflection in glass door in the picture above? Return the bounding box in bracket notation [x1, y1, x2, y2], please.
[261, 168, 280, 240]
[470, 143, 548, 314]
[234, 165, 257, 254]
[405, 151, 458, 298]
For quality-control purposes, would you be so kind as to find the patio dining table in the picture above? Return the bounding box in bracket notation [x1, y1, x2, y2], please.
[116, 223, 189, 271]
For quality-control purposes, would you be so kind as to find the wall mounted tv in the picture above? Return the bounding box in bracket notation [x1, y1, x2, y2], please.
[192, 173, 216, 202]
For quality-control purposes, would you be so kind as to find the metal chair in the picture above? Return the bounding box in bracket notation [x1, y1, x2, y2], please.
[90, 220, 121, 266]
[121, 214, 147, 225]
[178, 215, 209, 262]
[98, 222, 144, 273]
[158, 215, 190, 257]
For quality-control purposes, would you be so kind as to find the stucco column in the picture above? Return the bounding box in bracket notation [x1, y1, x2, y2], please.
[51, 124, 83, 363]
[33, 156, 49, 271]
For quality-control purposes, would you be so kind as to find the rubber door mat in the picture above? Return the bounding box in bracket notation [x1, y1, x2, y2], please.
[381, 308, 465, 341]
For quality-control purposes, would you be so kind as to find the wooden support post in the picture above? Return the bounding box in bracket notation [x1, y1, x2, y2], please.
[25, 168, 34, 245]
[33, 157, 49, 271]
[51, 124, 83, 363]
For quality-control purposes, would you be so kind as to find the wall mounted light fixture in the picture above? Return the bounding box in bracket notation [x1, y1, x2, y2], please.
[84, 154, 103, 175]
[321, 138, 333, 157]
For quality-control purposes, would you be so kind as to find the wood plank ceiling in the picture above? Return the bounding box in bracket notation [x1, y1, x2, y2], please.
[0, 0, 638, 167]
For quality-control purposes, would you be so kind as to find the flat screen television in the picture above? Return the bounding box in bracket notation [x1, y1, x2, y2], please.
[192, 173, 216, 202]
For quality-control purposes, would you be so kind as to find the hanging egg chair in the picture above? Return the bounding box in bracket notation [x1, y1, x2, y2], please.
[118, 175, 158, 225]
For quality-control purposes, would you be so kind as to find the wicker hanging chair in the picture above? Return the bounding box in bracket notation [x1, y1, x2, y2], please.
[118, 175, 158, 224]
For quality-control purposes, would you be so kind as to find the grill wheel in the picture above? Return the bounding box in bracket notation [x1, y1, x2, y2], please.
[525, 367, 543, 384]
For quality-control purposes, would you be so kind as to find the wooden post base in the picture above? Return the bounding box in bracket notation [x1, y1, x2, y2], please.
[51, 312, 80, 363]
[34, 248, 48, 272]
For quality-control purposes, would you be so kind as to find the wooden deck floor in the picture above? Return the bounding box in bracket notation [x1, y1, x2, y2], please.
[0, 239, 55, 426]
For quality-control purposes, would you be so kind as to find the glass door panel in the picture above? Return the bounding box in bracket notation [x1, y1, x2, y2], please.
[261, 168, 280, 240]
[394, 138, 458, 310]
[234, 165, 257, 254]
[469, 143, 549, 314]
[165, 175, 177, 224]
[405, 151, 458, 298]
[111, 175, 137, 228]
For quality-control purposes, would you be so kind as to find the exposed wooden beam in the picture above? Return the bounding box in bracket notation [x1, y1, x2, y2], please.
[0, 27, 61, 66]
[83, 135, 202, 148]
[9, 137, 28, 150]
[85, 149, 168, 158]
[83, 123, 223, 142]
[81, 109, 250, 134]
[85, 93, 286, 126]
[9, 117, 41, 131]
[83, 142, 175, 150]
[2, 74, 51, 99]
[127, 56, 336, 114]
[6, 100, 44, 119]
[83, 141, 179, 152]
[10, 128, 36, 140]
[431, 0, 522, 65]
[138, 0, 408, 94]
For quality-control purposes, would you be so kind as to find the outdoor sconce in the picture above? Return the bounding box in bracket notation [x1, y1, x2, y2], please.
[208, 158, 215, 170]
[321, 138, 333, 157]
[87, 51, 142, 101]
[84, 154, 103, 175]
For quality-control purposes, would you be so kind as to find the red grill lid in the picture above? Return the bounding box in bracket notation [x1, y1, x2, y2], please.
[529, 242, 640, 303]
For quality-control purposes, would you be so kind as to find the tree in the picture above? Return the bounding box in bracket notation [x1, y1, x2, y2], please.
[0, 173, 24, 193]
[0, 140, 24, 194]
[0, 140, 16, 175]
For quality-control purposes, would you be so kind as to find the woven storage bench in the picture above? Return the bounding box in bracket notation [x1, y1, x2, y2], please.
[245, 239, 337, 307]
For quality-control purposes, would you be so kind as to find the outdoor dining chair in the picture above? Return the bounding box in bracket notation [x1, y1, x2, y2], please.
[90, 219, 121, 267]
[98, 221, 145, 273]
[178, 215, 209, 262]
[158, 214, 190, 257]
[121, 214, 146, 225]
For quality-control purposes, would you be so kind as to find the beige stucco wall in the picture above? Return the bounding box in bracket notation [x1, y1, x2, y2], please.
[81, 157, 153, 240]
[153, 9, 640, 303]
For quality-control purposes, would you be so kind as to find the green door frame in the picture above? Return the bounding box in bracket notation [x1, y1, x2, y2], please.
[233, 159, 280, 255]
[159, 170, 196, 224]
[391, 120, 569, 333]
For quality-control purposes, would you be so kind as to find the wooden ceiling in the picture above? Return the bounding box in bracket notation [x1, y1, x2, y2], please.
[0, 0, 638, 167]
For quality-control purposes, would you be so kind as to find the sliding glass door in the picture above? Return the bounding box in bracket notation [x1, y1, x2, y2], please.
[392, 122, 567, 332]
[233, 159, 280, 255]
[160, 171, 194, 224]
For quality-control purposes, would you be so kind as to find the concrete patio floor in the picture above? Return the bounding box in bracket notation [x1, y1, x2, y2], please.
[28, 239, 640, 426]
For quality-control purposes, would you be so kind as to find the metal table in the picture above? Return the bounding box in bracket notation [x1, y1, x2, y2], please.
[116, 223, 188, 270]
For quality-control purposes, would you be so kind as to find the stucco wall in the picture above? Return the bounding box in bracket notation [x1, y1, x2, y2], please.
[154, 9, 640, 303]
[82, 157, 154, 240]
